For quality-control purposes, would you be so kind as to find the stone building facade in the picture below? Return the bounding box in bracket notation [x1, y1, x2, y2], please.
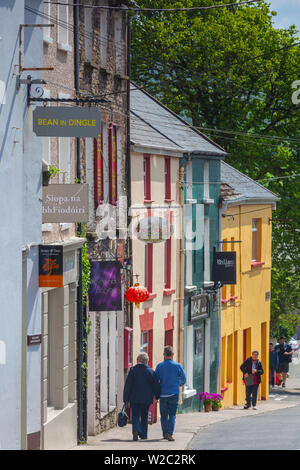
[77, 1, 131, 435]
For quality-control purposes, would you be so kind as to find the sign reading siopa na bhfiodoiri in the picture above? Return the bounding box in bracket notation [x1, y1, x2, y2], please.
[33, 107, 101, 137]
[42, 184, 89, 223]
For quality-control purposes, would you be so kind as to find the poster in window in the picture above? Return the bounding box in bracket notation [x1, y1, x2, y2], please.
[89, 261, 122, 311]
[39, 245, 63, 288]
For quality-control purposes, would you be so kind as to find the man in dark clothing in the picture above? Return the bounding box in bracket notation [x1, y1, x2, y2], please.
[269, 343, 279, 389]
[277, 336, 293, 388]
[123, 352, 160, 441]
[240, 350, 264, 410]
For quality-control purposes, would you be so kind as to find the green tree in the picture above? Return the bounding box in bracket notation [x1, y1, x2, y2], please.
[131, 0, 300, 336]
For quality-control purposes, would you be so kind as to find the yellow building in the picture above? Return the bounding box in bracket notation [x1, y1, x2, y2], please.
[219, 162, 279, 408]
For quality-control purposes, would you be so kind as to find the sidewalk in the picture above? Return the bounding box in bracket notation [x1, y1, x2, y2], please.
[72, 397, 300, 451]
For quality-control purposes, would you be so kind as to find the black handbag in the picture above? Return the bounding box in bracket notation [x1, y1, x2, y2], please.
[117, 404, 128, 427]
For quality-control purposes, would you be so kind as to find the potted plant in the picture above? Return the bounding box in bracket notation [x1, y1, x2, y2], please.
[211, 393, 223, 411]
[199, 392, 213, 412]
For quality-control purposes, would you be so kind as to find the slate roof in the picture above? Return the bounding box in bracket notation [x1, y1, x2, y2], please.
[221, 161, 280, 204]
[130, 84, 227, 157]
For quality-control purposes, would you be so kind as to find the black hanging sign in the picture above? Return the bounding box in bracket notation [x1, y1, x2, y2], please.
[213, 251, 236, 285]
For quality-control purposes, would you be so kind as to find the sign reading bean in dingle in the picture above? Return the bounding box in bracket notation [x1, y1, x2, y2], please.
[33, 107, 101, 137]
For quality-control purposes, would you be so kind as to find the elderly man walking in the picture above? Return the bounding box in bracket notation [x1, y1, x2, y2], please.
[155, 346, 186, 442]
[123, 352, 160, 441]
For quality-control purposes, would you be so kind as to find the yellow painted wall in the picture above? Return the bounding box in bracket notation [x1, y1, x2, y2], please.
[221, 203, 273, 408]
[130, 151, 181, 369]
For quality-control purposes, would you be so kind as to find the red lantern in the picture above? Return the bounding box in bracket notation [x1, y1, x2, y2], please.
[125, 283, 150, 307]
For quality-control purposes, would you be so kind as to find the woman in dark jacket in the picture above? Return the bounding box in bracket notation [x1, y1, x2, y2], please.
[240, 350, 264, 410]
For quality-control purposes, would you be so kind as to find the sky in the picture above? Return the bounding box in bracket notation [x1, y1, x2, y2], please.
[268, 0, 300, 35]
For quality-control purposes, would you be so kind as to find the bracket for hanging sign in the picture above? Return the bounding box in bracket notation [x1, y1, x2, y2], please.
[18, 24, 54, 74]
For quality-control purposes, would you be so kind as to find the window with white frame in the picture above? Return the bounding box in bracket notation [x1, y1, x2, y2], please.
[85, 7, 93, 63]
[100, 9, 108, 68]
[140, 331, 149, 354]
[57, 0, 71, 50]
[114, 13, 122, 74]
[43, 1, 53, 44]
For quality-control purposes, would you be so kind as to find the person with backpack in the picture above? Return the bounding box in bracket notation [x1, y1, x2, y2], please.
[240, 350, 264, 410]
[123, 352, 160, 441]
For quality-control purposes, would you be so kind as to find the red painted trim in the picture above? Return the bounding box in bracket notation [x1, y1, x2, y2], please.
[163, 288, 176, 296]
[144, 199, 155, 204]
[230, 296, 238, 301]
[139, 311, 154, 331]
[222, 298, 230, 304]
[144, 154, 151, 201]
[165, 157, 171, 201]
[164, 329, 173, 347]
[251, 261, 265, 268]
[164, 312, 174, 331]
[94, 126, 104, 206]
[109, 124, 118, 205]
[221, 382, 232, 393]
[164, 199, 174, 203]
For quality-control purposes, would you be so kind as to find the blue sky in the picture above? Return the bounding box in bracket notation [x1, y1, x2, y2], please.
[268, 0, 300, 35]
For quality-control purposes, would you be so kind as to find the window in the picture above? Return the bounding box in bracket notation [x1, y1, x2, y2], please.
[108, 124, 118, 205]
[114, 13, 123, 74]
[145, 243, 153, 293]
[252, 218, 261, 262]
[100, 9, 108, 68]
[143, 155, 151, 201]
[203, 160, 209, 200]
[164, 330, 173, 348]
[43, 2, 53, 44]
[94, 126, 104, 206]
[227, 334, 233, 383]
[58, 137, 70, 183]
[85, 7, 93, 62]
[140, 330, 153, 367]
[164, 157, 171, 201]
[57, 0, 71, 50]
[164, 211, 173, 291]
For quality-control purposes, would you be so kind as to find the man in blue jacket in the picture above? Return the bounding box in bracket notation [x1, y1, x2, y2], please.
[155, 346, 186, 441]
[123, 352, 160, 441]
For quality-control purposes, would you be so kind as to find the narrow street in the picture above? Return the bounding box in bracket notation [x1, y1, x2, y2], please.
[189, 358, 300, 450]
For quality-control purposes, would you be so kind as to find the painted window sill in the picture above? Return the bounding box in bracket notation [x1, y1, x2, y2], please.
[163, 288, 176, 296]
[57, 42, 72, 53]
[251, 261, 265, 268]
[182, 388, 197, 399]
[222, 296, 238, 304]
[203, 198, 214, 205]
[144, 199, 155, 204]
[221, 382, 232, 393]
[164, 198, 174, 203]
[146, 292, 157, 301]
[43, 36, 53, 45]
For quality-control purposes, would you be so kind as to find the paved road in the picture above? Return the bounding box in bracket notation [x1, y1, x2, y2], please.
[189, 356, 300, 450]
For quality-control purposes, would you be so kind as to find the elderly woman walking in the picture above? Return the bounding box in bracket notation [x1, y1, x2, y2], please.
[240, 350, 264, 410]
[123, 352, 160, 441]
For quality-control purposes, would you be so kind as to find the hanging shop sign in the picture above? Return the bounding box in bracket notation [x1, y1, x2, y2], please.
[135, 216, 174, 244]
[39, 245, 63, 288]
[42, 184, 89, 223]
[190, 294, 209, 322]
[89, 261, 122, 312]
[33, 107, 101, 137]
[213, 251, 236, 285]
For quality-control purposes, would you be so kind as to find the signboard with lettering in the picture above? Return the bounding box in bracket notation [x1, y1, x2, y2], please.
[33, 107, 101, 137]
[42, 184, 89, 223]
[190, 294, 209, 322]
[213, 251, 236, 285]
[39, 245, 63, 288]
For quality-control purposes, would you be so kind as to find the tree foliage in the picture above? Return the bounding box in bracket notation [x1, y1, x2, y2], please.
[131, 0, 300, 335]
